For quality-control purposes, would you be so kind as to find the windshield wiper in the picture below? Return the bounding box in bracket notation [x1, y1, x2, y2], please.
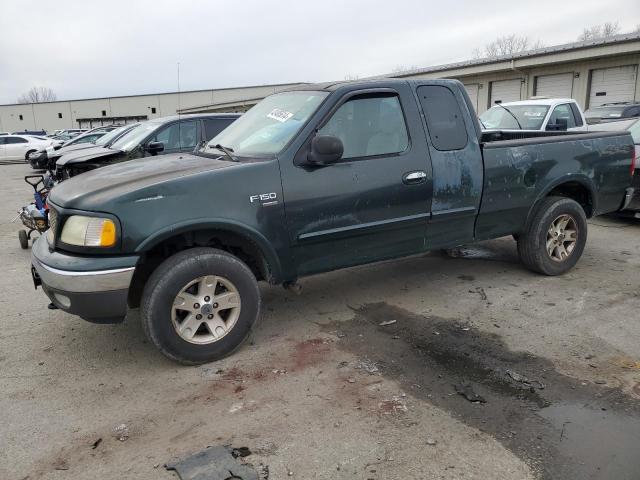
[495, 103, 523, 130]
[478, 118, 488, 129]
[211, 143, 238, 162]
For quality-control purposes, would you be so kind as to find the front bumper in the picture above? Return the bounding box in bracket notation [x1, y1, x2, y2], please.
[31, 235, 138, 323]
[29, 151, 48, 169]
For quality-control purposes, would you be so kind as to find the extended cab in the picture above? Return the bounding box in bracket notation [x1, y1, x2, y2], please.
[31, 79, 636, 364]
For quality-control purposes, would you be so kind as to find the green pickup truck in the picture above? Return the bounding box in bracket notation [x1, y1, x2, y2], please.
[31, 79, 636, 364]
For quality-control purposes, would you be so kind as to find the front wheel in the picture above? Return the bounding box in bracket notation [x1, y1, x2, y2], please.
[18, 230, 29, 249]
[517, 196, 587, 276]
[25, 150, 36, 162]
[141, 247, 261, 364]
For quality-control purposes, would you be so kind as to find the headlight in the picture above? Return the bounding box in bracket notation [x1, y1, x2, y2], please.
[60, 216, 117, 247]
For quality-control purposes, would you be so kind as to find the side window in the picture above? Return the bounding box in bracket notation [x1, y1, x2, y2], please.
[6, 137, 28, 144]
[204, 119, 232, 140]
[152, 121, 197, 151]
[0, 137, 6, 145]
[548, 104, 577, 129]
[318, 94, 409, 159]
[569, 103, 584, 127]
[417, 85, 468, 150]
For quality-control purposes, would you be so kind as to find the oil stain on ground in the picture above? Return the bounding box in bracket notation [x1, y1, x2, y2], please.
[324, 302, 640, 480]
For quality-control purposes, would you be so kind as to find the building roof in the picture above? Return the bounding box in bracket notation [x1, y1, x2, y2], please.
[0, 82, 308, 108]
[376, 32, 640, 78]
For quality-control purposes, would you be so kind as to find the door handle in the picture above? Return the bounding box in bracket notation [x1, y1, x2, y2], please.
[402, 170, 427, 185]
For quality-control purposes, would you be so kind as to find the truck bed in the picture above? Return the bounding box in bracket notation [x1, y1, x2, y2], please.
[476, 130, 633, 240]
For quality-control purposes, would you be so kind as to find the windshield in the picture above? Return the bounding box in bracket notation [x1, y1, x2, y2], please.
[95, 125, 134, 146]
[480, 105, 550, 130]
[204, 91, 329, 157]
[109, 122, 161, 151]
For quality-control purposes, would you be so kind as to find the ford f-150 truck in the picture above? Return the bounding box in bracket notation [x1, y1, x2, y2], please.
[30, 79, 636, 364]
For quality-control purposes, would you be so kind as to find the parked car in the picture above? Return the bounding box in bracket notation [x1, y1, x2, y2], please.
[50, 132, 83, 148]
[13, 129, 47, 136]
[30, 79, 635, 364]
[0, 132, 9, 136]
[55, 114, 240, 180]
[30, 124, 135, 169]
[580, 118, 640, 215]
[479, 98, 586, 133]
[584, 102, 640, 124]
[0, 134, 53, 162]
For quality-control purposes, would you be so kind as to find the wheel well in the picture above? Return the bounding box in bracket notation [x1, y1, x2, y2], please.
[547, 182, 593, 217]
[127, 229, 272, 308]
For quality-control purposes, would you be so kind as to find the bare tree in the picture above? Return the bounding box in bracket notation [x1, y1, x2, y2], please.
[578, 22, 620, 41]
[17, 86, 57, 104]
[473, 35, 544, 59]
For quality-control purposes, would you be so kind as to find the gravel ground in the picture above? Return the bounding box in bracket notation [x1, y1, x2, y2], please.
[1, 163, 639, 480]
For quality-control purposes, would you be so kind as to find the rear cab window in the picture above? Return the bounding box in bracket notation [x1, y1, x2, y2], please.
[417, 85, 468, 150]
[204, 119, 233, 141]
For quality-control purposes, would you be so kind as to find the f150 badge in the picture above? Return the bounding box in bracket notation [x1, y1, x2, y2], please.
[250, 192, 278, 206]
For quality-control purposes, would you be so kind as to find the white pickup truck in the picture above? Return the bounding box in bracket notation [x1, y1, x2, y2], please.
[479, 98, 587, 133]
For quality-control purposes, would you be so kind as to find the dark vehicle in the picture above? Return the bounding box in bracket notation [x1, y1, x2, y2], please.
[584, 102, 640, 124]
[29, 124, 134, 170]
[54, 114, 240, 180]
[13, 129, 47, 136]
[31, 79, 635, 364]
[581, 118, 640, 215]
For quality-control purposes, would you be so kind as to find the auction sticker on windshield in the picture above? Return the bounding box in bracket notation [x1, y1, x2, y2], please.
[267, 108, 294, 123]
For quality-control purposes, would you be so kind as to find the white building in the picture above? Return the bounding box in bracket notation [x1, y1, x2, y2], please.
[0, 83, 305, 133]
[386, 32, 640, 113]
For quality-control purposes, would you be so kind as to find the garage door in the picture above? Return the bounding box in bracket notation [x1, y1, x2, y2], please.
[589, 65, 638, 107]
[464, 84, 479, 112]
[535, 73, 574, 98]
[490, 79, 522, 106]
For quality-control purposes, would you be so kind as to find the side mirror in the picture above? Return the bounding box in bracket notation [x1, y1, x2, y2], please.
[547, 117, 568, 131]
[146, 141, 164, 155]
[307, 135, 343, 166]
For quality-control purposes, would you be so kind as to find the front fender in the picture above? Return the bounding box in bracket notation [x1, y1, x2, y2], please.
[135, 218, 283, 282]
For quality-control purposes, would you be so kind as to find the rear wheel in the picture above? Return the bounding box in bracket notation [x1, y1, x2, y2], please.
[517, 196, 587, 275]
[141, 247, 260, 364]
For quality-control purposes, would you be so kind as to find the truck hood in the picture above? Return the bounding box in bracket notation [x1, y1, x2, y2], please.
[56, 146, 123, 167]
[49, 152, 237, 210]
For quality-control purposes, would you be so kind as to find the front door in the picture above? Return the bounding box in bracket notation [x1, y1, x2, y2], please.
[281, 86, 433, 276]
[143, 120, 199, 157]
[0, 137, 6, 160]
[5, 136, 29, 160]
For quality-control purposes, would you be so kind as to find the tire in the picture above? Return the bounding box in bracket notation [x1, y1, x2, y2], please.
[18, 230, 29, 249]
[517, 196, 587, 276]
[25, 150, 36, 162]
[141, 247, 260, 364]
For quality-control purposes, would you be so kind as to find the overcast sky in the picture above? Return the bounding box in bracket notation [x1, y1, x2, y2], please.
[0, 0, 638, 104]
